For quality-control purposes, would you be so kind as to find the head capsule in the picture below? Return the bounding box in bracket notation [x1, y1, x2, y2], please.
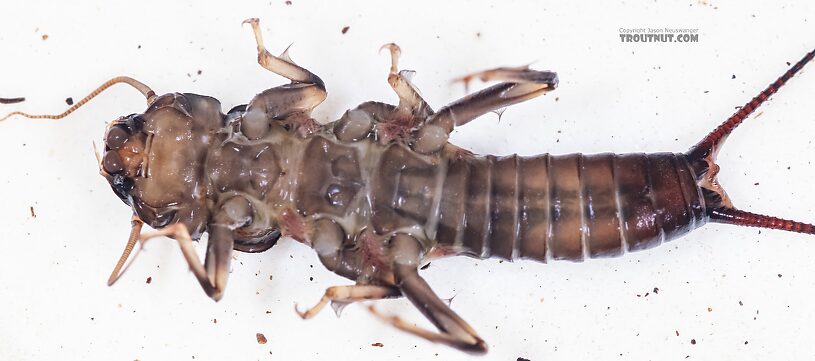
[101, 93, 225, 238]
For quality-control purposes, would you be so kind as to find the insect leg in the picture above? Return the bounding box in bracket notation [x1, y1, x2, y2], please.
[368, 264, 488, 353]
[295, 219, 402, 318]
[369, 234, 488, 353]
[380, 43, 433, 121]
[138, 223, 223, 299]
[412, 66, 558, 154]
[295, 285, 401, 319]
[242, 18, 325, 86]
[202, 224, 236, 301]
[240, 18, 327, 139]
[139, 197, 253, 301]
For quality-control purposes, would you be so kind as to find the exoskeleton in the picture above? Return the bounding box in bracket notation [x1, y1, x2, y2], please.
[2, 18, 814, 353]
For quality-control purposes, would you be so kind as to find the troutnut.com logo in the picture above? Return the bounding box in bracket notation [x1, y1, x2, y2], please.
[619, 28, 700, 43]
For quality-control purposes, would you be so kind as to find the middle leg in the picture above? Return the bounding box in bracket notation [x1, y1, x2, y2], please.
[380, 43, 433, 122]
[295, 285, 401, 319]
[297, 219, 402, 319]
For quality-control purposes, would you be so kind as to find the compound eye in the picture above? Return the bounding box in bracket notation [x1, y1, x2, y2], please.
[112, 174, 134, 192]
[102, 151, 124, 174]
[105, 125, 129, 149]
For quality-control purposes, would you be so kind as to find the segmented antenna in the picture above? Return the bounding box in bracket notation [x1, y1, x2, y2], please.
[107, 217, 144, 286]
[0, 76, 156, 122]
[688, 48, 815, 159]
[710, 208, 815, 235]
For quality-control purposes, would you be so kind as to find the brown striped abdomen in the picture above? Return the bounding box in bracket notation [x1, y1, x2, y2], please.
[435, 153, 707, 262]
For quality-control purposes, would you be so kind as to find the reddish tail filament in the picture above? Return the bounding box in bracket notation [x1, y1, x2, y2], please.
[710, 208, 815, 235]
[689, 48, 815, 159]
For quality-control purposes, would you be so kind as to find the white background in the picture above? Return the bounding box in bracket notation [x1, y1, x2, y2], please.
[1, 1, 814, 360]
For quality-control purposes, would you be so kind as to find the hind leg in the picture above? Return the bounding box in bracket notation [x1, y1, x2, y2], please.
[240, 18, 327, 139]
[412, 66, 558, 154]
[370, 234, 487, 353]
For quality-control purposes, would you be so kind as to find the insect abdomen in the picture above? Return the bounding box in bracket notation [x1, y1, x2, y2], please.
[436, 153, 707, 262]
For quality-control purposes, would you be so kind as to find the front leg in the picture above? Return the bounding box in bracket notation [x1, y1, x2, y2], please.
[242, 18, 324, 86]
[138, 223, 224, 300]
[139, 196, 253, 301]
[240, 18, 327, 139]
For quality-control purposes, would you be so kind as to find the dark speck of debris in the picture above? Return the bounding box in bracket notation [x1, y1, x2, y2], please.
[0, 97, 25, 104]
[744, 341, 749, 345]
[41, 34, 49, 41]
[653, 287, 659, 294]
[675, 330, 680, 336]
[476, 32, 482, 38]
[341, 26, 350, 34]
[778, 274, 783, 278]
[704, 90, 709, 93]
[739, 300, 744, 306]
[731, 74, 736, 79]
[65, 97, 74, 105]
[517, 358, 531, 361]
[787, 61, 792, 66]
[309, 276, 314, 281]
[256, 333, 267, 344]
[691, 339, 697, 345]
[29, 206, 36, 218]
[285, 0, 292, 4]
[146, 276, 152, 284]
[754, 182, 759, 186]
[420, 263, 431, 270]
[90, 317, 95, 321]
[213, 318, 217, 324]
[197, 70, 202, 75]
[137, 45, 142, 49]
[371, 342, 384, 347]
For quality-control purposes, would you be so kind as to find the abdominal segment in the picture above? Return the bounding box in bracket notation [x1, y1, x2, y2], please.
[434, 152, 707, 262]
